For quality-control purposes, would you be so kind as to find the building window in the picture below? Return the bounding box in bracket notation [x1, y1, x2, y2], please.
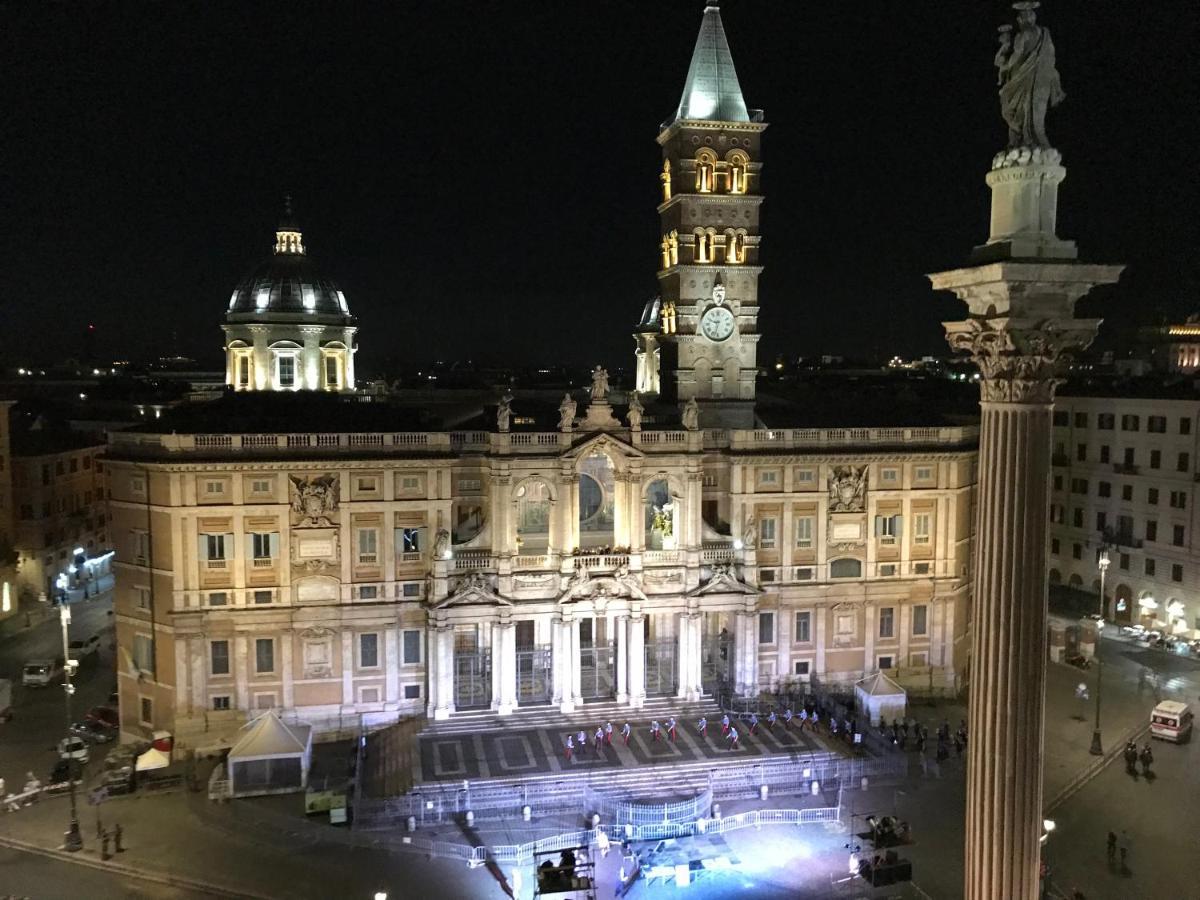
[1098, 481, 1111, 498]
[1146, 520, 1158, 542]
[880, 468, 899, 484]
[1149, 488, 1160, 505]
[875, 515, 902, 543]
[914, 465, 934, 482]
[1172, 564, 1184, 583]
[1119, 553, 1130, 571]
[1053, 410, 1069, 426]
[253, 590, 273, 604]
[204, 479, 224, 496]
[877, 655, 895, 671]
[878, 607, 895, 639]
[210, 640, 230, 675]
[250, 532, 277, 563]
[1170, 491, 1188, 510]
[402, 630, 422, 665]
[912, 605, 928, 636]
[358, 585, 378, 600]
[794, 516, 814, 549]
[793, 660, 810, 677]
[359, 633, 379, 669]
[758, 517, 777, 549]
[133, 634, 154, 672]
[140, 697, 153, 726]
[795, 468, 816, 488]
[1051, 538, 1060, 554]
[1145, 558, 1156, 577]
[1149, 450, 1161, 470]
[830, 558, 863, 578]
[401, 582, 423, 599]
[134, 587, 151, 610]
[758, 469, 779, 487]
[403, 684, 421, 700]
[1099, 445, 1110, 464]
[758, 612, 775, 645]
[357, 528, 379, 564]
[879, 564, 897, 576]
[202, 533, 227, 565]
[1121, 414, 1140, 432]
[250, 479, 272, 495]
[1097, 414, 1114, 430]
[208, 591, 228, 607]
[1074, 412, 1088, 428]
[1148, 415, 1167, 433]
[1072, 508, 1083, 527]
[401, 528, 422, 553]
[1173, 525, 1186, 546]
[212, 696, 231, 711]
[1096, 511, 1107, 532]
[1179, 452, 1191, 473]
[1123, 447, 1135, 467]
[1070, 479, 1088, 494]
[1181, 417, 1192, 435]
[255, 638, 275, 674]
[1076, 443, 1086, 462]
[913, 512, 932, 544]
[1072, 543, 1082, 560]
[794, 611, 811, 643]
[1122, 484, 1133, 502]
[356, 476, 379, 493]
[277, 355, 296, 388]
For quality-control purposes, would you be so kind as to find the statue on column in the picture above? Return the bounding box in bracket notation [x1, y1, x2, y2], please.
[590, 366, 610, 402]
[558, 393, 577, 431]
[496, 393, 513, 432]
[681, 397, 700, 431]
[627, 391, 644, 430]
[995, 2, 1064, 150]
[742, 511, 757, 549]
[433, 528, 450, 560]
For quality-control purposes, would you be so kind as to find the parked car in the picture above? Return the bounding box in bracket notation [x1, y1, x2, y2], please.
[57, 736, 90, 765]
[1120, 624, 1146, 638]
[22, 658, 62, 687]
[70, 720, 115, 744]
[68, 635, 101, 660]
[85, 706, 119, 729]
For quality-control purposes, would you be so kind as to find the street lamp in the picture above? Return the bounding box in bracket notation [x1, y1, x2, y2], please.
[59, 601, 83, 851]
[1089, 550, 1110, 756]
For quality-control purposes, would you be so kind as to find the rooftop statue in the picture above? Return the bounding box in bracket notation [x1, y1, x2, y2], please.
[590, 366, 610, 402]
[497, 394, 513, 433]
[558, 393, 577, 432]
[995, 2, 1064, 151]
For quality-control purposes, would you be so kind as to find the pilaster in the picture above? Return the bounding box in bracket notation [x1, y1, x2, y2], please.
[627, 613, 646, 709]
[615, 614, 629, 704]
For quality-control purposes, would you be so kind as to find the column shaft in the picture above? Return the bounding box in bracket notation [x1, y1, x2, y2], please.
[615, 615, 629, 704]
[965, 402, 1052, 900]
[569, 618, 583, 707]
[627, 615, 646, 709]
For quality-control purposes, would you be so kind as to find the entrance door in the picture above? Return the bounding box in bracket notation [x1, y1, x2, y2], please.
[580, 642, 616, 700]
[700, 630, 731, 695]
[644, 639, 676, 696]
[516, 646, 553, 705]
[454, 648, 492, 709]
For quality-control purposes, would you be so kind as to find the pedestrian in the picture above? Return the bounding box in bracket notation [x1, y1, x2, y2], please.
[667, 716, 677, 742]
[916, 731, 926, 753]
[697, 715, 708, 738]
[721, 713, 730, 736]
[1117, 830, 1129, 869]
[651, 720, 661, 742]
[810, 711, 820, 732]
[101, 828, 111, 860]
[748, 712, 759, 734]
[798, 708, 808, 730]
[564, 734, 574, 761]
[728, 725, 740, 750]
[594, 727, 604, 756]
[830, 718, 839, 737]
[605, 721, 613, 745]
[953, 734, 963, 757]
[939, 719, 950, 742]
[621, 722, 631, 746]
[114, 822, 123, 853]
[1105, 830, 1116, 863]
[1124, 741, 1138, 775]
[1139, 743, 1154, 775]
[577, 729, 586, 749]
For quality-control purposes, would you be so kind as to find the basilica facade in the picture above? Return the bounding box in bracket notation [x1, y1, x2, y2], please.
[107, 3, 976, 747]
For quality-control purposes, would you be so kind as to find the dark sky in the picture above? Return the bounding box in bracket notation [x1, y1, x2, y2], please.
[2, 2, 1197, 375]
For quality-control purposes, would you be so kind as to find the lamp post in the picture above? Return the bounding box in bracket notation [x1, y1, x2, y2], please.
[1089, 551, 1110, 756]
[59, 600, 83, 851]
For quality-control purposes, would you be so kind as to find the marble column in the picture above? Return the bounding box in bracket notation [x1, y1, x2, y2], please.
[551, 616, 567, 710]
[432, 625, 455, 720]
[627, 614, 646, 709]
[676, 613, 702, 701]
[931, 153, 1122, 898]
[615, 614, 629, 704]
[569, 617, 584, 708]
[494, 622, 517, 715]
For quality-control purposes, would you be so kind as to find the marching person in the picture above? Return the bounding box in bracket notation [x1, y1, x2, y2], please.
[564, 734, 574, 761]
[727, 725, 740, 750]
[766, 710, 777, 730]
[605, 721, 613, 745]
[783, 708, 794, 729]
[810, 711, 820, 732]
[697, 715, 708, 738]
[651, 720, 662, 742]
[666, 716, 677, 742]
[721, 713, 730, 736]
[748, 712, 759, 735]
[621, 721, 632, 746]
[798, 708, 808, 730]
[577, 729, 587, 750]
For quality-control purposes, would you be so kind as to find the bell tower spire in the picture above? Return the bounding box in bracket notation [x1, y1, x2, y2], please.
[635, 2, 765, 428]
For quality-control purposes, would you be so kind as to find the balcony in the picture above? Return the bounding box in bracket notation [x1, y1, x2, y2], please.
[251, 557, 274, 569]
[573, 553, 630, 573]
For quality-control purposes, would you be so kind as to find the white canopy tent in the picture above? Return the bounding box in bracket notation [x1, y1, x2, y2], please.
[226, 711, 313, 798]
[854, 671, 907, 727]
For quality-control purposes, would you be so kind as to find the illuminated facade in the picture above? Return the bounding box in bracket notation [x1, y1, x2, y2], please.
[636, 0, 764, 429]
[0, 402, 16, 625]
[222, 200, 357, 393]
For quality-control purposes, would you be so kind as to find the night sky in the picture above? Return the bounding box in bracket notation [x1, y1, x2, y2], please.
[2, 1, 1197, 375]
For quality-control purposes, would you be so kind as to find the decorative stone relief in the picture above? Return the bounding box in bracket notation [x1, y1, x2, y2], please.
[828, 466, 867, 512]
[299, 626, 335, 678]
[289, 474, 339, 526]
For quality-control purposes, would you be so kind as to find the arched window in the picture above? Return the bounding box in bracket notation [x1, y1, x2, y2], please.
[830, 558, 863, 579]
[515, 480, 552, 550]
[695, 231, 710, 264]
[695, 152, 716, 193]
[727, 152, 749, 194]
[731, 231, 746, 263]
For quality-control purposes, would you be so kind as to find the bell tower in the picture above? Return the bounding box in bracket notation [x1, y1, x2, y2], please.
[636, 0, 765, 428]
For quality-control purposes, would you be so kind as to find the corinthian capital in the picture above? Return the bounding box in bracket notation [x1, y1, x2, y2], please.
[943, 316, 1100, 404]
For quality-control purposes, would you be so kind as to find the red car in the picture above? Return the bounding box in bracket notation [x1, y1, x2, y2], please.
[85, 706, 119, 729]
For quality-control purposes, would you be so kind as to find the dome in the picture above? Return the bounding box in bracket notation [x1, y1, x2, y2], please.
[226, 252, 351, 318]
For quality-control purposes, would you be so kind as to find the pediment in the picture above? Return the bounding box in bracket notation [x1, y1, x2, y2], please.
[561, 432, 644, 462]
[688, 566, 761, 597]
[432, 573, 513, 609]
[559, 570, 648, 604]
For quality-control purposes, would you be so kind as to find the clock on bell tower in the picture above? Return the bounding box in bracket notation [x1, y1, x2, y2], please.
[633, 1, 765, 429]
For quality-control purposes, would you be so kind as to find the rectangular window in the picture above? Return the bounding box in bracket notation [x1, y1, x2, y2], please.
[133, 634, 154, 672]
[251, 479, 272, 495]
[1121, 414, 1140, 432]
[878, 607, 895, 639]
[875, 515, 902, 543]
[253, 590, 273, 604]
[251, 532, 275, 560]
[255, 638, 275, 674]
[401, 582, 423, 599]
[358, 585, 378, 600]
[914, 466, 933, 482]
[794, 611, 811, 643]
[877, 655, 894, 671]
[1100, 445, 1111, 464]
[212, 695, 231, 711]
[277, 355, 295, 387]
[1123, 447, 1135, 467]
[1072, 508, 1083, 527]
[758, 611, 775, 645]
[399, 475, 422, 493]
[880, 468, 899, 484]
[1179, 452, 1191, 473]
[878, 564, 897, 576]
[1096, 511, 1107, 532]
[795, 468, 816, 487]
[140, 697, 153, 726]
[758, 518, 777, 549]
[1098, 481, 1111, 498]
[1122, 484, 1133, 502]
[1146, 520, 1158, 542]
[1149, 488, 1159, 505]
[401, 528, 422, 553]
[1172, 524, 1186, 546]
[204, 479, 224, 495]
[1181, 417, 1192, 435]
[1074, 412, 1088, 428]
[210, 640, 230, 675]
[1150, 450, 1161, 469]
[402, 630, 422, 665]
[912, 604, 928, 636]
[1171, 491, 1188, 510]
[1076, 443, 1087, 462]
[403, 684, 421, 700]
[794, 567, 814, 581]
[1053, 475, 1063, 491]
[135, 587, 151, 610]
[357, 528, 379, 564]
[204, 533, 226, 562]
[1051, 537, 1060, 554]
[208, 591, 228, 607]
[793, 660, 810, 676]
[758, 469, 778, 485]
[359, 633, 379, 669]
[1172, 564, 1184, 583]
[458, 478, 482, 493]
[1052, 411, 1069, 426]
[1119, 553, 1130, 571]
[1097, 413, 1114, 430]
[1148, 415, 1167, 433]
[1145, 558, 1156, 577]
[1070, 479, 1088, 494]
[1073, 543, 1082, 560]
[794, 516, 814, 549]
[356, 477, 378, 493]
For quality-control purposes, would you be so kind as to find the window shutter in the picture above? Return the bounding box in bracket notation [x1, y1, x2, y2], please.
[874, 516, 883, 537]
[226, 533, 235, 560]
[198, 535, 209, 560]
[269, 533, 280, 558]
[894, 516, 904, 539]
[394, 528, 404, 555]
[246, 534, 255, 559]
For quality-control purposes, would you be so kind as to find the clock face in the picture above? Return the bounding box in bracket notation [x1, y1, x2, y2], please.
[700, 305, 735, 342]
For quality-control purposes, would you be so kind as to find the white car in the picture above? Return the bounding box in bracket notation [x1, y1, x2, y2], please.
[57, 736, 90, 765]
[1084, 613, 1105, 630]
[68, 635, 101, 659]
[1120, 624, 1146, 638]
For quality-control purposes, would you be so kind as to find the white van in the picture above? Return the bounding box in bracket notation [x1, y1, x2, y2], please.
[1150, 700, 1194, 743]
[22, 659, 61, 687]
